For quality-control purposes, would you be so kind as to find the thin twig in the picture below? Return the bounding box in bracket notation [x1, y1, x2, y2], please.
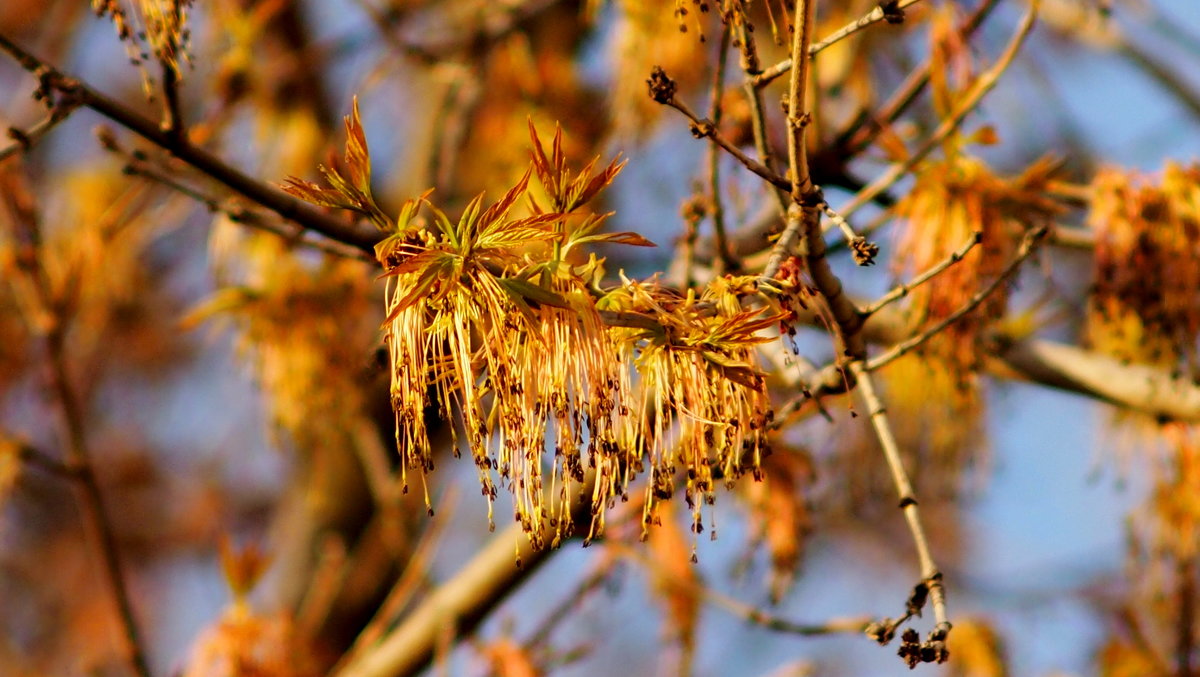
[707, 586, 872, 636]
[659, 89, 791, 192]
[1, 160, 162, 675]
[735, 20, 789, 215]
[109, 142, 372, 262]
[48, 339, 153, 677]
[867, 225, 1049, 372]
[844, 0, 1002, 155]
[861, 230, 982, 316]
[836, 1, 1040, 223]
[7, 204, 154, 677]
[784, 0, 817, 201]
[617, 542, 870, 636]
[848, 361, 949, 631]
[754, 0, 925, 88]
[823, 203, 859, 243]
[0, 104, 78, 162]
[0, 32, 381, 253]
[707, 24, 736, 273]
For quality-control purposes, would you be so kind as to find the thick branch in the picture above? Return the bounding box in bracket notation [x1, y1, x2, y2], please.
[994, 338, 1200, 422]
[334, 476, 597, 677]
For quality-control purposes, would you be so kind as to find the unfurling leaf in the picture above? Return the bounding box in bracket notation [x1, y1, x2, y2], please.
[279, 96, 392, 230]
[344, 96, 371, 193]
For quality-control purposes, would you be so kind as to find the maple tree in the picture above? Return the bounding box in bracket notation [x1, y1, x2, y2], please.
[1, 1, 1199, 676]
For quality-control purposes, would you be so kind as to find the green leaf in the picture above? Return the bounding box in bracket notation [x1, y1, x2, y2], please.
[496, 277, 572, 310]
[572, 230, 657, 248]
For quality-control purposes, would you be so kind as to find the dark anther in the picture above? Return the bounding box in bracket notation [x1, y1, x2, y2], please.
[647, 66, 677, 105]
[897, 628, 922, 668]
[880, 1, 906, 24]
[851, 237, 880, 266]
[906, 581, 929, 616]
[865, 619, 896, 645]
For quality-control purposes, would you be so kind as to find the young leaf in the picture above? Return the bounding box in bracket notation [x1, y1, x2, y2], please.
[280, 177, 357, 210]
[479, 166, 533, 230]
[570, 230, 657, 249]
[496, 277, 573, 310]
[344, 96, 371, 194]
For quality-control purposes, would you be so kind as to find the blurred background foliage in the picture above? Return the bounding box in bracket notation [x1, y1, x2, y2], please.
[1, 1, 1200, 676]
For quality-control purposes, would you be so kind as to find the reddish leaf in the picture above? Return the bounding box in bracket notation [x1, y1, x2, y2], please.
[344, 96, 371, 193]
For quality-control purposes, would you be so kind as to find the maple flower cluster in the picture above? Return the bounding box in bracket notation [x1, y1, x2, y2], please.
[283, 102, 781, 545]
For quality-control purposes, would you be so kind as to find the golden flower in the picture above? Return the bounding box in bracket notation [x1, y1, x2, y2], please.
[286, 102, 784, 548]
[602, 275, 781, 537]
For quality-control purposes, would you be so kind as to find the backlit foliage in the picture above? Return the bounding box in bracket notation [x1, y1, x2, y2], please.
[284, 107, 778, 545]
[892, 154, 1060, 372]
[1087, 162, 1200, 377]
[884, 155, 1059, 489]
[1102, 424, 1200, 677]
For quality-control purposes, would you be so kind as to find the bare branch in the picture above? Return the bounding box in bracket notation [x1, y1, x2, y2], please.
[649, 75, 791, 192]
[867, 225, 1049, 372]
[705, 586, 872, 636]
[837, 1, 1041, 222]
[861, 230, 982, 316]
[784, 0, 817, 201]
[334, 475, 598, 677]
[844, 0, 1002, 155]
[0, 32, 381, 253]
[849, 361, 950, 659]
[4, 203, 153, 677]
[708, 24, 737, 273]
[753, 0, 926, 88]
[0, 104, 78, 161]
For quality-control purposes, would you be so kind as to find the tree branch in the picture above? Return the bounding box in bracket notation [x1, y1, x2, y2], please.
[5, 197, 153, 677]
[866, 225, 1049, 372]
[0, 32, 381, 253]
[752, 0, 926, 88]
[837, 0, 1040, 222]
[334, 475, 598, 677]
[849, 362, 950, 642]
